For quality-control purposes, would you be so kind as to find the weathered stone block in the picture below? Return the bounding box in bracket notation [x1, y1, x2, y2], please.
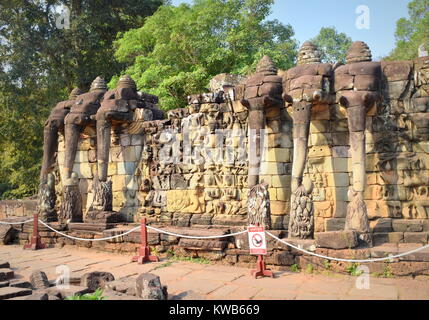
[325, 218, 345, 231]
[81, 272, 115, 291]
[308, 145, 332, 158]
[9, 280, 32, 289]
[327, 173, 349, 187]
[404, 232, 429, 244]
[72, 163, 93, 179]
[271, 175, 291, 188]
[266, 251, 295, 266]
[315, 230, 358, 249]
[270, 201, 288, 216]
[117, 162, 136, 175]
[392, 220, 424, 232]
[135, 273, 167, 300]
[0, 287, 32, 300]
[372, 218, 393, 233]
[0, 268, 14, 281]
[310, 120, 330, 133]
[265, 148, 290, 163]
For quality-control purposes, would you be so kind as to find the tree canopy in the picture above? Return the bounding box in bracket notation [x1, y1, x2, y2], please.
[0, 0, 165, 199]
[388, 0, 429, 60]
[111, 0, 298, 110]
[310, 27, 352, 64]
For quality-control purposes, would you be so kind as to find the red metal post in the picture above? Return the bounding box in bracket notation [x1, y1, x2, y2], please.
[250, 223, 273, 279]
[132, 217, 159, 264]
[251, 255, 274, 279]
[24, 214, 46, 250]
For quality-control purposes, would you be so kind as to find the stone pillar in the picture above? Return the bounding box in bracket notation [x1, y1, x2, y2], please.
[337, 41, 380, 247]
[241, 55, 283, 188]
[283, 42, 331, 239]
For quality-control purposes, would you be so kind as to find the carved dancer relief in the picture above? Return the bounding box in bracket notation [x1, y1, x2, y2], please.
[337, 41, 381, 247]
[283, 42, 331, 239]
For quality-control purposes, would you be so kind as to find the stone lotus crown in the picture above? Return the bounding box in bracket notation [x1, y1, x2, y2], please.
[90, 76, 107, 92]
[69, 87, 83, 100]
[346, 41, 372, 64]
[117, 74, 137, 90]
[256, 55, 278, 75]
[297, 41, 321, 66]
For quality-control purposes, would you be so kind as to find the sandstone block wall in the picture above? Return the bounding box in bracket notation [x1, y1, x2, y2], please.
[46, 55, 429, 236]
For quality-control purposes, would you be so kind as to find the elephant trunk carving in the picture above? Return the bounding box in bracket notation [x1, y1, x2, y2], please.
[338, 41, 380, 247]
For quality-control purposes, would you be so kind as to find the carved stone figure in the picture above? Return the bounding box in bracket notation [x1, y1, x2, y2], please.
[38, 173, 57, 222]
[247, 182, 272, 229]
[64, 77, 107, 180]
[337, 41, 380, 247]
[93, 75, 164, 212]
[41, 88, 83, 182]
[283, 41, 331, 239]
[241, 55, 283, 188]
[59, 172, 83, 223]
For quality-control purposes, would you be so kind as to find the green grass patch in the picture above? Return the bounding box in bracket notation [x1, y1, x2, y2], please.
[66, 288, 105, 300]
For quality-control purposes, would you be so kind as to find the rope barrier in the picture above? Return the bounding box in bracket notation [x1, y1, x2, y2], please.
[266, 231, 429, 263]
[146, 225, 248, 239]
[0, 219, 33, 225]
[1, 217, 429, 264]
[38, 220, 141, 242]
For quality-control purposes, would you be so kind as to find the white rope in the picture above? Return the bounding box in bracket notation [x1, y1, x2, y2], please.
[0, 219, 33, 225]
[38, 220, 140, 242]
[2, 217, 428, 263]
[267, 231, 429, 263]
[147, 225, 248, 239]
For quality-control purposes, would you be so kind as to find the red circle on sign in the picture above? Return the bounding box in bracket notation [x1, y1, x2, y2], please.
[252, 233, 263, 248]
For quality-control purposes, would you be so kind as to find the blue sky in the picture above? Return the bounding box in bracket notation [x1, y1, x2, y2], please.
[171, 0, 412, 59]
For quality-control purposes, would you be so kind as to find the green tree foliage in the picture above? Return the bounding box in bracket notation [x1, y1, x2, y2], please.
[0, 0, 165, 199]
[112, 0, 298, 111]
[388, 0, 429, 60]
[310, 27, 352, 64]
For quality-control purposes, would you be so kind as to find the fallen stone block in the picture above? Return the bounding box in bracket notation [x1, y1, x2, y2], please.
[135, 273, 168, 300]
[0, 261, 10, 268]
[10, 280, 32, 289]
[315, 231, 358, 249]
[30, 270, 50, 289]
[0, 225, 16, 244]
[0, 268, 14, 281]
[80, 271, 115, 291]
[0, 287, 32, 300]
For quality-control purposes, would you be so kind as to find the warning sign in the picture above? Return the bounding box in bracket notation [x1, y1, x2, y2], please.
[248, 226, 267, 255]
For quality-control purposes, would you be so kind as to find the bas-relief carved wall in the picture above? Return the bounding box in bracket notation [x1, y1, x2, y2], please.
[51, 46, 429, 233]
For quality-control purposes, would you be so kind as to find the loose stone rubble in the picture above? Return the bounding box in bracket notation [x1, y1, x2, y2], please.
[0, 260, 167, 300]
